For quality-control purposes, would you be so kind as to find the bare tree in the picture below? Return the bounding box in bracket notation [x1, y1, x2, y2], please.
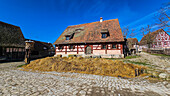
[145, 25, 152, 48]
[122, 26, 136, 38]
[140, 27, 146, 36]
[121, 26, 129, 38]
[155, 2, 170, 32]
[129, 29, 136, 38]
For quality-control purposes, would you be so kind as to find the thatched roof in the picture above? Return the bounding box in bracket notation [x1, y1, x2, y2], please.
[0, 21, 25, 47]
[54, 19, 124, 45]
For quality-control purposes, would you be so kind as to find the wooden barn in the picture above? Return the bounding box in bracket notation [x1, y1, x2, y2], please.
[0, 21, 25, 61]
[54, 17, 127, 58]
[140, 29, 170, 49]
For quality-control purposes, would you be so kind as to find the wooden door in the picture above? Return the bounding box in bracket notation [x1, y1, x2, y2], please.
[86, 46, 91, 54]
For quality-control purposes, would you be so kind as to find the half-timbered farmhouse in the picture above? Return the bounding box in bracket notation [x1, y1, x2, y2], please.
[0, 21, 25, 61]
[54, 18, 126, 58]
[140, 29, 170, 49]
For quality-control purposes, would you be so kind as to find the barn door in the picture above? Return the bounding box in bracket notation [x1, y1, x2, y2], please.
[86, 46, 91, 54]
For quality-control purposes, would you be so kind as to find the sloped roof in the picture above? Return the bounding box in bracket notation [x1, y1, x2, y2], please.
[25, 39, 54, 50]
[0, 21, 25, 47]
[127, 38, 138, 45]
[139, 29, 164, 45]
[127, 38, 138, 49]
[54, 19, 124, 45]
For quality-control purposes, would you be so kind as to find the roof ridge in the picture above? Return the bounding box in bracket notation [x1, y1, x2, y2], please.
[0, 21, 20, 28]
[68, 18, 118, 27]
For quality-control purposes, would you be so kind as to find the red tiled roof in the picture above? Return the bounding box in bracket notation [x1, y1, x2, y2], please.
[53, 19, 124, 45]
[139, 29, 164, 45]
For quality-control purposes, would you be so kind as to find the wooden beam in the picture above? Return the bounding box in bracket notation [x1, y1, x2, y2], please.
[77, 45, 79, 54]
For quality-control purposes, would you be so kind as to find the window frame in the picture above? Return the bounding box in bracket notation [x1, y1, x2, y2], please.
[102, 33, 107, 38]
[164, 42, 167, 45]
[112, 44, 117, 49]
[66, 36, 70, 40]
[58, 46, 64, 50]
[101, 44, 107, 49]
[69, 45, 75, 49]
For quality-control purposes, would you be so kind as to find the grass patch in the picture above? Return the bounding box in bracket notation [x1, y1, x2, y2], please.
[104, 58, 122, 60]
[150, 53, 170, 57]
[124, 60, 149, 66]
[105, 55, 140, 60]
[17, 64, 26, 68]
[125, 55, 140, 59]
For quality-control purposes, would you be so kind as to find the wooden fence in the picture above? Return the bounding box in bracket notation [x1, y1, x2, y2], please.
[143, 48, 170, 55]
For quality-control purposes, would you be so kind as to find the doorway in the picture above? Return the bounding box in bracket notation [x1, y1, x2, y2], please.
[85, 46, 92, 54]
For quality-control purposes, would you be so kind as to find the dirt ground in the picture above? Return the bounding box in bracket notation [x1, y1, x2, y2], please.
[127, 52, 170, 73]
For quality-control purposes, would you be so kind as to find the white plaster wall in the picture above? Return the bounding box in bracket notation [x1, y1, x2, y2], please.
[93, 50, 105, 55]
[107, 50, 121, 55]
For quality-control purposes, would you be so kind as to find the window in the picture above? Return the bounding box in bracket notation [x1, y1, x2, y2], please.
[112, 44, 116, 49]
[101, 45, 107, 49]
[69, 45, 75, 49]
[59, 46, 63, 50]
[102, 34, 107, 38]
[43, 47, 47, 50]
[159, 42, 162, 45]
[66, 36, 70, 40]
[164, 42, 167, 45]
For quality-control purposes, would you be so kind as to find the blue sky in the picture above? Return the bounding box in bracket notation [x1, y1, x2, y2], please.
[0, 0, 169, 43]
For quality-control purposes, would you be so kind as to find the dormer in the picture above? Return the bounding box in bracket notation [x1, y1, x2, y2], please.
[65, 34, 71, 40]
[101, 29, 109, 38]
[65, 32, 75, 40]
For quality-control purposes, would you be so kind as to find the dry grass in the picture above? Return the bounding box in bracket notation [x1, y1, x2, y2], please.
[21, 56, 147, 78]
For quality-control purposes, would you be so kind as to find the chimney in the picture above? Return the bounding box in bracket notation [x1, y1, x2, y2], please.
[100, 17, 103, 22]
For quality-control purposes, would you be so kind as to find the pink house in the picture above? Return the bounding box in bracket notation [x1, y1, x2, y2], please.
[140, 29, 170, 49]
[53, 18, 126, 58]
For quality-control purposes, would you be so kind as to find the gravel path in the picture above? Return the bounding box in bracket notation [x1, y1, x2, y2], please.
[0, 61, 170, 96]
[128, 52, 170, 73]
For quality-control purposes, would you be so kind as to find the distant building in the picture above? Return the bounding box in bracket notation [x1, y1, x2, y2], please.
[140, 29, 170, 49]
[54, 17, 127, 58]
[0, 21, 25, 61]
[127, 38, 139, 54]
[25, 39, 55, 59]
[0, 21, 55, 61]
